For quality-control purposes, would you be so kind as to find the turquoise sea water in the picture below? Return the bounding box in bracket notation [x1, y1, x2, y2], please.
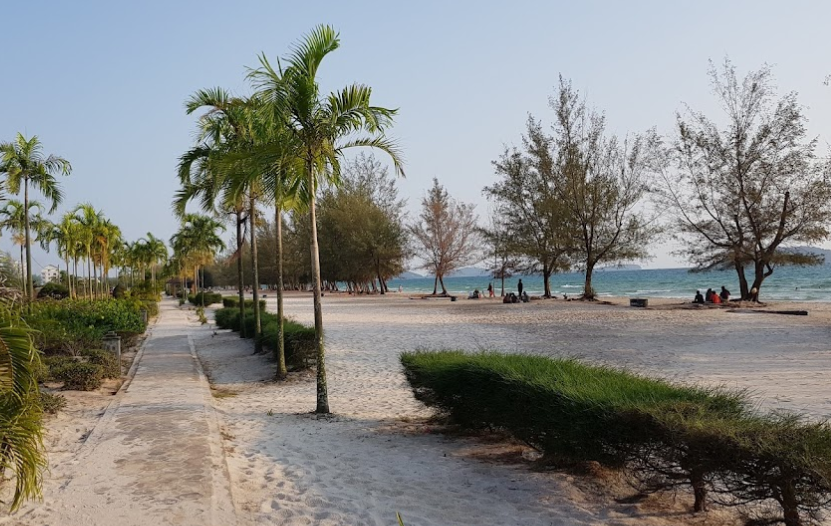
[387, 265, 831, 302]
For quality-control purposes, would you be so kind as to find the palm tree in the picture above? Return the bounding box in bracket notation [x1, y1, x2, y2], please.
[73, 204, 104, 299]
[177, 88, 259, 339]
[170, 214, 225, 297]
[248, 25, 404, 413]
[141, 233, 168, 290]
[0, 133, 71, 303]
[0, 200, 45, 291]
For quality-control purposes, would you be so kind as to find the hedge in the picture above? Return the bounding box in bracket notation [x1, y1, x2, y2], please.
[221, 296, 266, 310]
[189, 292, 223, 306]
[214, 307, 314, 369]
[400, 351, 831, 526]
[51, 361, 103, 391]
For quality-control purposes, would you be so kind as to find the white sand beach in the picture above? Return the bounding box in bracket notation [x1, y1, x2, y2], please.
[8, 295, 831, 525]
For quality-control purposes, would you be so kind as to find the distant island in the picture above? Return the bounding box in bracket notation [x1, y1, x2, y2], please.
[596, 264, 642, 272]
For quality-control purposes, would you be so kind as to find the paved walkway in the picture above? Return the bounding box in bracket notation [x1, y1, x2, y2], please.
[27, 301, 235, 525]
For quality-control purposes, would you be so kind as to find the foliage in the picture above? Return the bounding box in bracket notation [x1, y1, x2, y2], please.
[26, 299, 146, 355]
[51, 360, 103, 391]
[141, 299, 159, 318]
[188, 291, 222, 306]
[0, 302, 46, 509]
[39, 392, 67, 414]
[221, 296, 266, 310]
[36, 282, 69, 300]
[214, 308, 314, 369]
[653, 60, 831, 300]
[401, 351, 831, 524]
[410, 178, 479, 295]
[111, 283, 127, 299]
[195, 306, 208, 325]
[79, 349, 120, 379]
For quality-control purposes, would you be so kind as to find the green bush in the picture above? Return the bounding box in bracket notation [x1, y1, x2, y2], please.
[400, 351, 831, 524]
[26, 299, 146, 355]
[112, 283, 127, 299]
[214, 307, 314, 370]
[141, 299, 159, 318]
[51, 361, 103, 391]
[221, 296, 266, 310]
[36, 282, 69, 300]
[79, 349, 121, 379]
[130, 281, 162, 301]
[39, 392, 67, 414]
[189, 291, 222, 306]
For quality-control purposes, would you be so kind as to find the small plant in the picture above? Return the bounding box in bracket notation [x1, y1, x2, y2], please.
[39, 392, 67, 414]
[52, 361, 104, 391]
[196, 306, 208, 325]
[80, 349, 121, 379]
[266, 409, 274, 416]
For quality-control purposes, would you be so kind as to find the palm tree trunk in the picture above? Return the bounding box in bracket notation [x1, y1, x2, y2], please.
[249, 195, 262, 352]
[87, 256, 92, 298]
[19, 245, 25, 294]
[308, 160, 329, 414]
[23, 181, 33, 306]
[275, 202, 286, 378]
[65, 257, 72, 298]
[236, 211, 246, 339]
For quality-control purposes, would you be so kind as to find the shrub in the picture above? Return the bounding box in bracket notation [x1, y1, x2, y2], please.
[214, 307, 315, 370]
[221, 296, 266, 310]
[39, 392, 67, 415]
[26, 299, 146, 355]
[141, 299, 159, 318]
[51, 361, 103, 391]
[400, 351, 831, 524]
[36, 282, 69, 300]
[112, 283, 127, 299]
[189, 292, 222, 306]
[79, 349, 121, 379]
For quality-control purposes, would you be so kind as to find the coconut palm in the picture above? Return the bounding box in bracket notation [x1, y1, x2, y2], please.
[0, 133, 71, 303]
[140, 233, 168, 290]
[248, 25, 404, 413]
[170, 214, 225, 297]
[73, 204, 104, 298]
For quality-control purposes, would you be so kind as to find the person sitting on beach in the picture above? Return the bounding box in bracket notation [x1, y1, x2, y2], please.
[711, 292, 721, 304]
[503, 292, 518, 304]
[468, 289, 481, 299]
[693, 290, 704, 304]
[720, 286, 730, 301]
[705, 288, 716, 303]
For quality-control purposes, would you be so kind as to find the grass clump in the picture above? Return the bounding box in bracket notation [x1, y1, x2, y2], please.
[39, 392, 67, 414]
[400, 351, 831, 525]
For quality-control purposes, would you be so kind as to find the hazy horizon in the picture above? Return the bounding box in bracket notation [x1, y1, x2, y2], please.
[3, 1, 830, 274]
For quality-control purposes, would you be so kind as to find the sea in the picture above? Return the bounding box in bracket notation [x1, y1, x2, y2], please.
[387, 265, 831, 302]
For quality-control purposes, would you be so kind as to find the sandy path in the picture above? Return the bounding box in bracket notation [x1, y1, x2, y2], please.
[6, 301, 235, 526]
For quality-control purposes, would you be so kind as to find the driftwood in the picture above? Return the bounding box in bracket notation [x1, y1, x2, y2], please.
[727, 309, 808, 316]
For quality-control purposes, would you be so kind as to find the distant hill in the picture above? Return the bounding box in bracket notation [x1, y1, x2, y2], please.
[446, 266, 492, 278]
[596, 264, 642, 272]
[394, 271, 425, 280]
[783, 246, 831, 265]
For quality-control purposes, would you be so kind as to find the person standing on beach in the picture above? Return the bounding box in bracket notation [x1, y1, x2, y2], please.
[487, 283, 494, 298]
[720, 286, 730, 301]
[517, 279, 524, 298]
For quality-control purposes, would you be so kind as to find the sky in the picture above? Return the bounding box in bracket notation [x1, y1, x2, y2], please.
[2, 0, 830, 272]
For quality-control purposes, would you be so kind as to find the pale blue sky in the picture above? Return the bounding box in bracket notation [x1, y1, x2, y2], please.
[2, 1, 830, 271]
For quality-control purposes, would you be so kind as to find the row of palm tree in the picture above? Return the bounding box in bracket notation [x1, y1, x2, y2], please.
[174, 25, 403, 413]
[169, 214, 225, 299]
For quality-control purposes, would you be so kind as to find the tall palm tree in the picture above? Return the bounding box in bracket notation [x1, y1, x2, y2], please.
[177, 88, 259, 339]
[0, 200, 45, 292]
[73, 204, 103, 299]
[0, 133, 71, 303]
[140, 233, 168, 290]
[248, 25, 404, 413]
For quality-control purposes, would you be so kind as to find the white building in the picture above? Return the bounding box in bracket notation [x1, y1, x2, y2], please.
[40, 264, 60, 284]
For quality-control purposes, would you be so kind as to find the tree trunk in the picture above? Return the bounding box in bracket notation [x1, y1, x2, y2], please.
[543, 268, 552, 298]
[501, 273, 505, 296]
[65, 257, 72, 298]
[275, 203, 287, 379]
[236, 211, 246, 339]
[19, 245, 25, 295]
[781, 479, 802, 526]
[438, 275, 447, 295]
[750, 261, 772, 302]
[250, 195, 262, 353]
[584, 263, 595, 300]
[691, 470, 708, 512]
[24, 180, 33, 306]
[735, 264, 749, 300]
[432, 275, 438, 295]
[308, 160, 329, 414]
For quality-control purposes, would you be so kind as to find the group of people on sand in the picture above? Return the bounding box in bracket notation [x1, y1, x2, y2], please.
[693, 286, 730, 304]
[469, 279, 529, 304]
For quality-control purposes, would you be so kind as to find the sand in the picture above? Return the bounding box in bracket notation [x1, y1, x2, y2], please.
[7, 294, 831, 525]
